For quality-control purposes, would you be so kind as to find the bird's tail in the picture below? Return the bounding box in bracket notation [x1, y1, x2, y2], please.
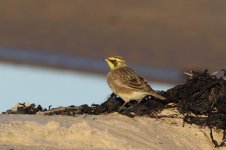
[147, 91, 166, 100]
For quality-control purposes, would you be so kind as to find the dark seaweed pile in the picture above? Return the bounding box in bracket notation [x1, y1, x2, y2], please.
[3, 103, 45, 114]
[166, 70, 226, 147]
[2, 70, 226, 147]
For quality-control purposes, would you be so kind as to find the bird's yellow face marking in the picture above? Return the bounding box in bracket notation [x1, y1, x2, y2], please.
[105, 56, 126, 70]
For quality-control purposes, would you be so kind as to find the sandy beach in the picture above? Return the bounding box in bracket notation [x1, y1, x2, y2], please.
[0, 112, 223, 150]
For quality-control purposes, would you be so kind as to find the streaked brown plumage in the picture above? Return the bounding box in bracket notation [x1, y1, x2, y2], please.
[105, 56, 166, 105]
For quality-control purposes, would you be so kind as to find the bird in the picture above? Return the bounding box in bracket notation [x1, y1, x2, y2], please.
[105, 56, 166, 107]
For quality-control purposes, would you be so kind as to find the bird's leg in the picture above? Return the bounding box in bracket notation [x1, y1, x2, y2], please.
[118, 101, 128, 111]
[136, 99, 142, 105]
[137, 98, 146, 104]
[136, 96, 149, 105]
[137, 96, 149, 104]
[121, 102, 127, 108]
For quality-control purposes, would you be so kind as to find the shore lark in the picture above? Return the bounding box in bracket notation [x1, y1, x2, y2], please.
[105, 56, 166, 106]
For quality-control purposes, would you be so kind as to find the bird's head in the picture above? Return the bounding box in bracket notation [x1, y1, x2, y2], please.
[105, 56, 127, 70]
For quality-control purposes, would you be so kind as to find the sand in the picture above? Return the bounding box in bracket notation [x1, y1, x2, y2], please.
[0, 112, 224, 150]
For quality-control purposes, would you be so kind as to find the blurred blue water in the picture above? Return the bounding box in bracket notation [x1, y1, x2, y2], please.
[0, 48, 184, 82]
[0, 63, 174, 112]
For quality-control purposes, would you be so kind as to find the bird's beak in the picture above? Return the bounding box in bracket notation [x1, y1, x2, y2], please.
[105, 58, 108, 62]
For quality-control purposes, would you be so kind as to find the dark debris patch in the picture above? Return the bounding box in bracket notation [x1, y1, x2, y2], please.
[165, 70, 226, 147]
[2, 70, 226, 147]
[2, 103, 45, 114]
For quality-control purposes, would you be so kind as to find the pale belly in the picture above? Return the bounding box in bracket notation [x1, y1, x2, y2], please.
[116, 91, 147, 103]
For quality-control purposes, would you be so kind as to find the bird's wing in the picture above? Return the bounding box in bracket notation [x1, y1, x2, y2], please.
[113, 67, 151, 92]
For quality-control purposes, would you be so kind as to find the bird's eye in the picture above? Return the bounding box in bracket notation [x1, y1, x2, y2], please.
[111, 59, 116, 63]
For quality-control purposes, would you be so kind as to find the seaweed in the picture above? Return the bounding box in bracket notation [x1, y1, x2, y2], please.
[166, 70, 226, 147]
[2, 103, 44, 114]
